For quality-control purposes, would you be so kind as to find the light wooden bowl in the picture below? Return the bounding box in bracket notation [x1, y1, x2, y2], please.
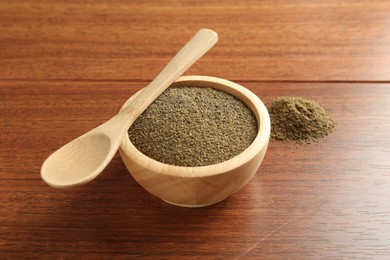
[119, 76, 270, 207]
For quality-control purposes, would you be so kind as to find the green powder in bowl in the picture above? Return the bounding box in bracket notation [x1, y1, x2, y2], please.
[128, 86, 258, 167]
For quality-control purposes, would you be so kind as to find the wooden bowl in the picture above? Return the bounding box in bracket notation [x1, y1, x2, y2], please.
[119, 76, 270, 207]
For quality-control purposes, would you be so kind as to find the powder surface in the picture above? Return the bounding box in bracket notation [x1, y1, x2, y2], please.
[268, 96, 335, 143]
[128, 86, 258, 167]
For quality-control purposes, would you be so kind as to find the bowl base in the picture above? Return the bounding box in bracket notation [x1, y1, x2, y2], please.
[162, 198, 227, 208]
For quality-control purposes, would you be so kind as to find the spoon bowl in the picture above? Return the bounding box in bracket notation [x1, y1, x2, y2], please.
[41, 133, 112, 187]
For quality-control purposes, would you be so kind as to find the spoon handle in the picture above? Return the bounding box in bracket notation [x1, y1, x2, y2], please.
[122, 29, 218, 120]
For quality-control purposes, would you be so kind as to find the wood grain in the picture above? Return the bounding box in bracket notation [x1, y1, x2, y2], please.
[1, 0, 390, 258]
[1, 81, 389, 258]
[1, 0, 390, 82]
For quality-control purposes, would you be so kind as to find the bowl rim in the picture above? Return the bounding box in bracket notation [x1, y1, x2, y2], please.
[120, 75, 270, 178]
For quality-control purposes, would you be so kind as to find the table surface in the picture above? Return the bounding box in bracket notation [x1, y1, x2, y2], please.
[1, 0, 390, 258]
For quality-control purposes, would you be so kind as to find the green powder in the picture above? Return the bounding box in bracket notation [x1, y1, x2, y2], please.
[268, 96, 335, 143]
[128, 86, 258, 167]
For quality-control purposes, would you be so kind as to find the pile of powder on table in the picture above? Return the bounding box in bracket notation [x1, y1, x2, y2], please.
[268, 96, 335, 143]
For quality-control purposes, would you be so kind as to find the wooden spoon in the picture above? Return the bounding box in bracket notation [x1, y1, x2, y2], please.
[41, 29, 218, 188]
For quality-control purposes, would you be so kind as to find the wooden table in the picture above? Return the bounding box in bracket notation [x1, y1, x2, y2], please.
[1, 1, 390, 258]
